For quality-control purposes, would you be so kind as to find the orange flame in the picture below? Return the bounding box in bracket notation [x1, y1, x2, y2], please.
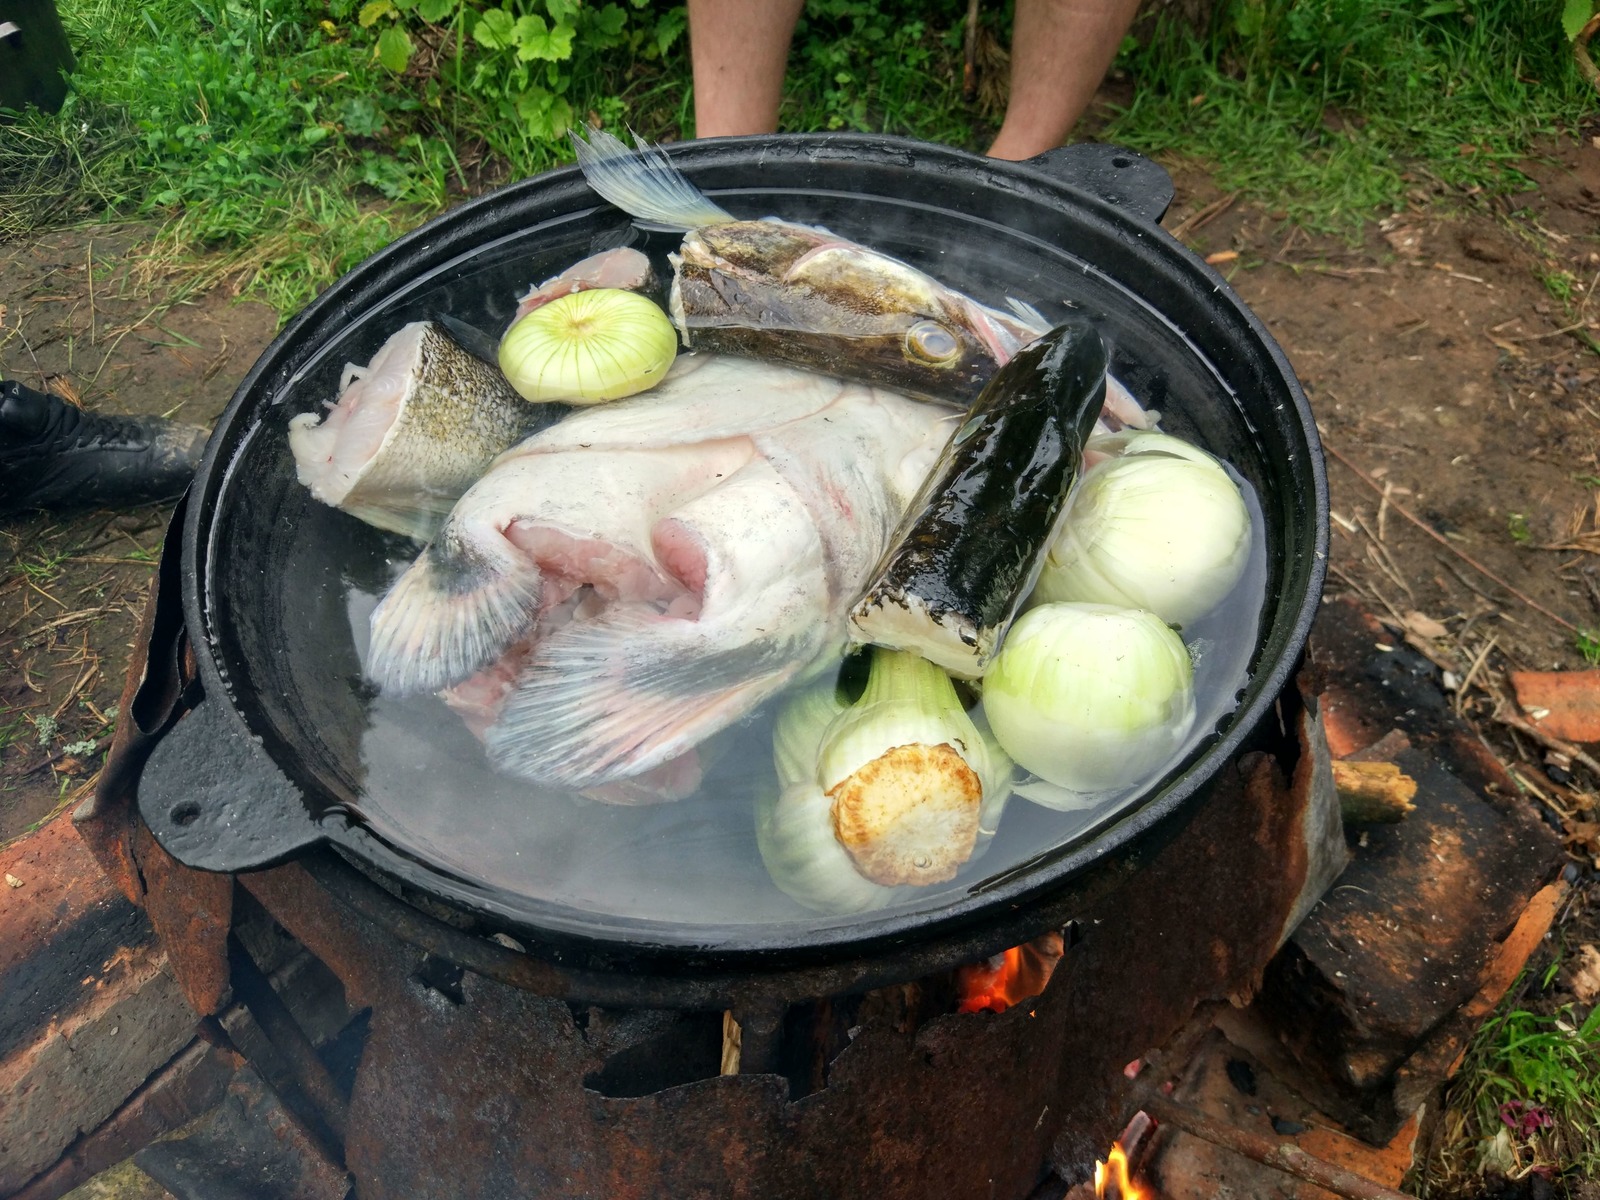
[1093, 1143, 1149, 1199]
[954, 932, 1065, 1014]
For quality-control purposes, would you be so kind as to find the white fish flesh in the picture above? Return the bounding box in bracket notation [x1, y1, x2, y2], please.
[289, 321, 553, 540]
[366, 354, 951, 790]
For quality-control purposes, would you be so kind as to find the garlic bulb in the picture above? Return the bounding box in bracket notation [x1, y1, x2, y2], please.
[983, 602, 1195, 794]
[1033, 431, 1251, 627]
[498, 288, 677, 405]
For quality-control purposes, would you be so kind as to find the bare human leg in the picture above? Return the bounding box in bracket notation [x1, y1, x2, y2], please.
[985, 0, 1143, 161]
[688, 0, 808, 137]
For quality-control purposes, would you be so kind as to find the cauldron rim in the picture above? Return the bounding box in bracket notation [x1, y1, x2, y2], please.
[138, 132, 1328, 987]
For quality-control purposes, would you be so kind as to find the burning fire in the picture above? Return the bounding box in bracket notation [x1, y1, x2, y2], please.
[954, 932, 1065, 1013]
[1093, 1143, 1149, 1199]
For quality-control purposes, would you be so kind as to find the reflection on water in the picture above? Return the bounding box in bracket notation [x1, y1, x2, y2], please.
[324, 467, 1265, 933]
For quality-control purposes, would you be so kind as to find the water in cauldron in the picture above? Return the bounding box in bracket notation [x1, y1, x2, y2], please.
[210, 188, 1268, 943]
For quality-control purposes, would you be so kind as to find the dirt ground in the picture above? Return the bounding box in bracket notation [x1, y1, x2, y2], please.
[2, 122, 1598, 1193]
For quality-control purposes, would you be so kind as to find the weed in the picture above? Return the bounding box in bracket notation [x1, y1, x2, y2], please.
[28, 714, 59, 747]
[0, 714, 28, 759]
[1576, 629, 1600, 666]
[10, 549, 72, 585]
[2, 0, 1591, 316]
[1509, 512, 1533, 544]
[1441, 978, 1600, 1182]
[1103, 0, 1595, 230]
[1542, 268, 1580, 305]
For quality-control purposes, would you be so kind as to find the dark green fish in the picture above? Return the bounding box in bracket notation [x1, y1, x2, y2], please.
[848, 320, 1109, 677]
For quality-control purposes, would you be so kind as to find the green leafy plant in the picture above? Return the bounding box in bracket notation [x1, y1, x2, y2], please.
[338, 0, 687, 149]
[1508, 513, 1533, 544]
[1444, 992, 1600, 1181]
[1575, 629, 1600, 666]
[1563, 0, 1600, 90]
[1105, 0, 1597, 230]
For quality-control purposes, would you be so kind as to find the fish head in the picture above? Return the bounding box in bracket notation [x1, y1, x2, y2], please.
[670, 220, 1037, 405]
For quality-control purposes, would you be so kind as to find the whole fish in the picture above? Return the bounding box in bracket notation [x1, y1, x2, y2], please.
[289, 321, 556, 540]
[365, 354, 952, 790]
[571, 128, 1151, 428]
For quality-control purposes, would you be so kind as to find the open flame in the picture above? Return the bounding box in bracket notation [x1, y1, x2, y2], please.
[1093, 1143, 1149, 1199]
[954, 932, 1065, 1013]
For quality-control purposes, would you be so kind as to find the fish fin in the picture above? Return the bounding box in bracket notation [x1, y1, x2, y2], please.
[485, 607, 800, 786]
[1005, 297, 1050, 333]
[338, 499, 451, 542]
[431, 313, 502, 365]
[959, 298, 1028, 363]
[569, 127, 733, 232]
[1104, 374, 1157, 430]
[366, 527, 541, 695]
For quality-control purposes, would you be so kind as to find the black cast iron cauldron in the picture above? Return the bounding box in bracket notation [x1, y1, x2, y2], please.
[133, 135, 1327, 1001]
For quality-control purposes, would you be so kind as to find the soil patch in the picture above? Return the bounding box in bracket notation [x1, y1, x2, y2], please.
[1, 228, 277, 840]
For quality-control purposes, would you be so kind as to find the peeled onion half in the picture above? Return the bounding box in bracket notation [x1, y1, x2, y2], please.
[498, 287, 678, 405]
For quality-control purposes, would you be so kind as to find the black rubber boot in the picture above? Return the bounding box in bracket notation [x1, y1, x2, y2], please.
[0, 380, 209, 517]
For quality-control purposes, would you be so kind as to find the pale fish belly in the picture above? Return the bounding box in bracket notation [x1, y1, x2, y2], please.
[367, 357, 949, 798]
[365, 437, 756, 695]
[482, 454, 832, 788]
[475, 389, 949, 793]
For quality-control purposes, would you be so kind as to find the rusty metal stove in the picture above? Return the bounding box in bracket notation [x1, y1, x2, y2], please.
[60, 135, 1344, 1199]
[74, 566, 1346, 1200]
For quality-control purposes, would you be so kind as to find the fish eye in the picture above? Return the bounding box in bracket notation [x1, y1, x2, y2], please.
[906, 320, 961, 364]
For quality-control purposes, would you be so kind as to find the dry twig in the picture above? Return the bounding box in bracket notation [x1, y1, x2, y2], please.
[1323, 438, 1582, 636]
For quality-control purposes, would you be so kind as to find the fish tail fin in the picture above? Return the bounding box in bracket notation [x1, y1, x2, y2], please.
[485, 608, 799, 786]
[569, 126, 733, 232]
[366, 526, 541, 695]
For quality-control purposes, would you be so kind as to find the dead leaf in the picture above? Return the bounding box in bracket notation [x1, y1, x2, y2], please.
[1566, 944, 1600, 1006]
[1403, 610, 1449, 640]
[1383, 227, 1424, 258]
[1511, 671, 1600, 743]
[1565, 820, 1600, 858]
[4, 873, 21, 889]
[1205, 250, 1239, 265]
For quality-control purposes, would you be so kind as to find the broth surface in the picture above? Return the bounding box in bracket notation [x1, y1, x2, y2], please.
[218, 190, 1275, 941]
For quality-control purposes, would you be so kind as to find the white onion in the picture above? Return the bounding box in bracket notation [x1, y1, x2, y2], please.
[982, 602, 1195, 793]
[497, 288, 677, 404]
[1033, 431, 1251, 627]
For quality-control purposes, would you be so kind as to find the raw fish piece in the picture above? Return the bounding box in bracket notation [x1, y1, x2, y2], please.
[512, 247, 655, 320]
[367, 439, 755, 694]
[485, 456, 830, 786]
[288, 322, 553, 539]
[366, 356, 948, 790]
[849, 321, 1108, 677]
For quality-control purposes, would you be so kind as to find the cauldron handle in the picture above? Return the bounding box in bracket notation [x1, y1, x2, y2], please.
[138, 685, 323, 874]
[1022, 143, 1173, 227]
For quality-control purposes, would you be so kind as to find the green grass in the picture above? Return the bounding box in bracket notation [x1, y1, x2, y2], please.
[1440, 962, 1600, 1184]
[1102, 0, 1596, 230]
[1575, 629, 1600, 666]
[0, 0, 1591, 317]
[779, 1, 982, 144]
